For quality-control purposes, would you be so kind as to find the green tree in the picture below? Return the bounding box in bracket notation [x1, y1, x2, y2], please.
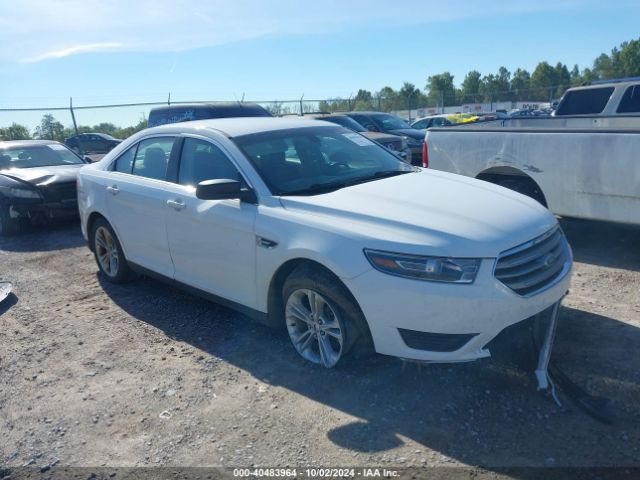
[353, 89, 374, 110]
[0, 123, 32, 140]
[460, 70, 482, 103]
[92, 122, 119, 136]
[426, 72, 456, 107]
[554, 62, 571, 97]
[116, 116, 148, 139]
[34, 114, 65, 142]
[613, 39, 640, 77]
[398, 82, 425, 110]
[511, 68, 531, 100]
[593, 52, 616, 79]
[530, 62, 558, 101]
[375, 86, 398, 111]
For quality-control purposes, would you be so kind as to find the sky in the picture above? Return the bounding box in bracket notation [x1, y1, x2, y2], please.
[1, 0, 639, 130]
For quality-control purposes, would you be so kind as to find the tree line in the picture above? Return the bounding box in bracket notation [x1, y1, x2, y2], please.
[1, 37, 639, 141]
[320, 37, 639, 111]
[0, 114, 148, 142]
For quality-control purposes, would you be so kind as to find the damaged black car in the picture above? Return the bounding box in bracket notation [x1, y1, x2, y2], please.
[0, 140, 88, 236]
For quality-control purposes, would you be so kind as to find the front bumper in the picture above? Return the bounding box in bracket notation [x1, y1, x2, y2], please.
[7, 198, 79, 219]
[343, 257, 571, 362]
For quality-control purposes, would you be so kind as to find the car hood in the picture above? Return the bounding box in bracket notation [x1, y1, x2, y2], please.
[387, 128, 426, 140]
[0, 164, 84, 187]
[362, 132, 402, 144]
[279, 170, 557, 258]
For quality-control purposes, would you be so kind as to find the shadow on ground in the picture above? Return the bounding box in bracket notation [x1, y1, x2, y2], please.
[100, 270, 640, 469]
[560, 218, 640, 271]
[0, 219, 84, 252]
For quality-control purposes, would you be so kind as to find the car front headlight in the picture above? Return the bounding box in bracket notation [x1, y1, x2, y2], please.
[400, 136, 408, 149]
[364, 249, 480, 284]
[0, 186, 42, 199]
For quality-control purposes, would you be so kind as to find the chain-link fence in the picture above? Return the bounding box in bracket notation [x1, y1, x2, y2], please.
[0, 83, 572, 139]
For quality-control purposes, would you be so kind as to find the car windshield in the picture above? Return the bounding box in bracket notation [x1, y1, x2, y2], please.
[321, 116, 366, 132]
[0, 145, 84, 169]
[371, 114, 411, 130]
[233, 126, 414, 196]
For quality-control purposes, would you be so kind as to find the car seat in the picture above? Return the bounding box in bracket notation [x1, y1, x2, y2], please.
[141, 147, 167, 180]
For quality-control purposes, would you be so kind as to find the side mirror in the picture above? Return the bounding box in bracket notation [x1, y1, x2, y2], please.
[83, 156, 93, 163]
[196, 179, 242, 200]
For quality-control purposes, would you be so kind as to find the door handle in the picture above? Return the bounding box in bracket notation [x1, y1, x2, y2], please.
[166, 199, 186, 210]
[106, 185, 119, 195]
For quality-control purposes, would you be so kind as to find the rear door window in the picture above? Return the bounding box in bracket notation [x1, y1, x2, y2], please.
[131, 137, 175, 181]
[555, 87, 614, 115]
[616, 85, 640, 113]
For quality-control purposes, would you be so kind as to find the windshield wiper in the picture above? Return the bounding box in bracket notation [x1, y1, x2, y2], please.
[345, 169, 413, 186]
[281, 170, 413, 196]
[282, 182, 348, 196]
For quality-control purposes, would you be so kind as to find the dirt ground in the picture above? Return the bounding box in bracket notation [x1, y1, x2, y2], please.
[0, 217, 639, 474]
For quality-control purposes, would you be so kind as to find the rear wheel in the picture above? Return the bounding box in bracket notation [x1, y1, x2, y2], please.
[494, 176, 546, 206]
[282, 265, 373, 368]
[90, 218, 133, 283]
[0, 205, 21, 236]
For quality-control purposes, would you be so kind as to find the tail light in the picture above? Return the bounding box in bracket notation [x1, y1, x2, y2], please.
[422, 139, 429, 168]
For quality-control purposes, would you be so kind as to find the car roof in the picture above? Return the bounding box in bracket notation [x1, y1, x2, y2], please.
[142, 116, 335, 137]
[343, 111, 391, 116]
[0, 140, 60, 149]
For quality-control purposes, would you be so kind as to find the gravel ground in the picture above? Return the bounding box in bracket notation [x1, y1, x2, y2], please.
[0, 217, 639, 473]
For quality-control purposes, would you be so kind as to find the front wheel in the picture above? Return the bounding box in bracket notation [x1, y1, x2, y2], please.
[90, 218, 133, 283]
[282, 266, 373, 368]
[0, 205, 21, 236]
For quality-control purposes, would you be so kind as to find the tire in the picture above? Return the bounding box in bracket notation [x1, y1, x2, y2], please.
[0, 205, 21, 236]
[282, 265, 373, 368]
[90, 218, 133, 283]
[495, 177, 546, 206]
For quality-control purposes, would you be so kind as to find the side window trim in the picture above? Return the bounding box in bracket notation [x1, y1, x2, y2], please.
[110, 143, 139, 174]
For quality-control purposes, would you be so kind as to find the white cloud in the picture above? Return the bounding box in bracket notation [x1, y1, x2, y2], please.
[22, 42, 126, 63]
[0, 0, 604, 63]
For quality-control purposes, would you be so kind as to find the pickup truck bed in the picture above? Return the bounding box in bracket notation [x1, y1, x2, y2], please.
[426, 116, 640, 225]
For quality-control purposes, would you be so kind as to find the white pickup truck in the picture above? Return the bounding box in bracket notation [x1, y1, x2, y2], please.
[424, 79, 640, 225]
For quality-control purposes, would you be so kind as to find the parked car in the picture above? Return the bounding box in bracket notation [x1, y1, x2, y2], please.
[411, 113, 479, 129]
[304, 113, 411, 163]
[424, 79, 640, 225]
[78, 117, 572, 369]
[65, 133, 122, 155]
[344, 112, 425, 165]
[147, 102, 272, 128]
[0, 140, 88, 235]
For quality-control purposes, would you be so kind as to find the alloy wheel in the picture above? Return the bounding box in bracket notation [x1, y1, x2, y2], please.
[94, 226, 119, 277]
[285, 289, 344, 368]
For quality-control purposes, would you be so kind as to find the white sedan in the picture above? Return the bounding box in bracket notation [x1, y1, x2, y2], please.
[78, 117, 572, 368]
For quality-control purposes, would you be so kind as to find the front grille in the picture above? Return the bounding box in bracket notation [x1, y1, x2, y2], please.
[495, 227, 570, 296]
[39, 182, 77, 203]
[382, 140, 402, 151]
[398, 329, 478, 352]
